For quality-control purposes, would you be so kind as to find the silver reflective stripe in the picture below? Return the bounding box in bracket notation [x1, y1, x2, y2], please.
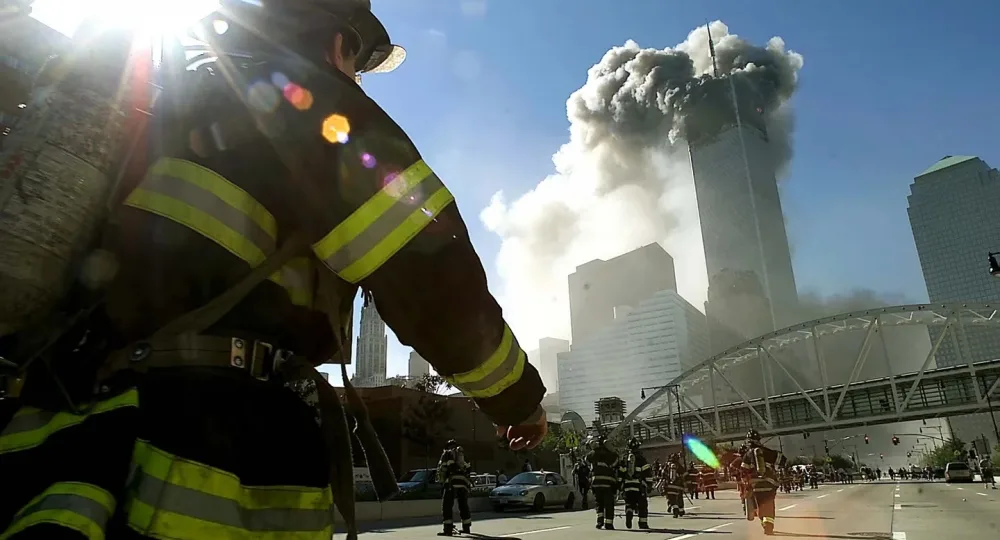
[321, 173, 448, 272]
[15, 492, 111, 529]
[132, 470, 332, 532]
[1, 410, 54, 437]
[139, 173, 277, 256]
[455, 341, 524, 396]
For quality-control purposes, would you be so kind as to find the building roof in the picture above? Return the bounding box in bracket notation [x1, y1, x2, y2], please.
[916, 155, 977, 177]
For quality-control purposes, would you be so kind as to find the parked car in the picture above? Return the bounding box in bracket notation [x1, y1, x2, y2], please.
[472, 473, 497, 494]
[398, 469, 444, 496]
[944, 462, 973, 483]
[489, 471, 577, 512]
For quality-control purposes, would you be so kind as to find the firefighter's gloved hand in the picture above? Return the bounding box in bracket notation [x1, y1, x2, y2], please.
[496, 406, 546, 451]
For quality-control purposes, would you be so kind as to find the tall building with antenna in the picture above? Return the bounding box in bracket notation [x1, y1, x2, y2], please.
[690, 24, 800, 356]
[354, 294, 388, 387]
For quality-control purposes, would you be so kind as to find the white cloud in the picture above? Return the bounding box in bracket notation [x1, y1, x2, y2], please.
[459, 0, 488, 19]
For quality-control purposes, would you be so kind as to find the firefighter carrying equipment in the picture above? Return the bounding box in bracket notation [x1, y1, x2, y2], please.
[619, 441, 652, 529]
[587, 443, 619, 529]
[439, 445, 472, 535]
[3, 2, 547, 539]
[741, 442, 781, 535]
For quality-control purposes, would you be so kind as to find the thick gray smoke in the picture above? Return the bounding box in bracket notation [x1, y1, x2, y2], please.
[481, 22, 804, 345]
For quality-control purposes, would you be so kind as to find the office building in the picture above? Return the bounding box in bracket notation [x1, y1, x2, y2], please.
[907, 155, 1000, 446]
[354, 298, 387, 388]
[687, 94, 800, 350]
[568, 243, 677, 343]
[557, 289, 709, 424]
[408, 350, 430, 380]
[536, 337, 569, 394]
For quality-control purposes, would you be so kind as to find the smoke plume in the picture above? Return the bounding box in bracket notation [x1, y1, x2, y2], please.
[480, 22, 804, 345]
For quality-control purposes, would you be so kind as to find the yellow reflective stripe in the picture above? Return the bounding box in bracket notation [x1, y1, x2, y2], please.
[0, 389, 139, 454]
[149, 158, 276, 239]
[125, 158, 312, 306]
[128, 440, 333, 538]
[312, 159, 456, 283]
[442, 324, 527, 399]
[1, 482, 115, 540]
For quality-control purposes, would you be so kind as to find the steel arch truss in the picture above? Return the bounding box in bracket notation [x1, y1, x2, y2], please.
[612, 303, 1000, 445]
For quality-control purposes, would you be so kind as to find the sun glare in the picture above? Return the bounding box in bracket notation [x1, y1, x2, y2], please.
[83, 0, 219, 38]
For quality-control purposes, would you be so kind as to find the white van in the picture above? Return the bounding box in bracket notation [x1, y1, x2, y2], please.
[944, 462, 973, 483]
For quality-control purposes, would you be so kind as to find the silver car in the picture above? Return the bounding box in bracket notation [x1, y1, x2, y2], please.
[489, 471, 578, 512]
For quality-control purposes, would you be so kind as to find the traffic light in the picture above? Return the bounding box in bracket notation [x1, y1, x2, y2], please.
[864, 434, 869, 444]
[907, 451, 912, 458]
[824, 441, 830, 454]
[892, 436, 900, 446]
[880, 453, 884, 460]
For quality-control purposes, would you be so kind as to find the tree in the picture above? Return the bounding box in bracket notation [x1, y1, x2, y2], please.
[539, 423, 581, 455]
[919, 437, 966, 468]
[401, 390, 451, 468]
[410, 373, 453, 395]
[826, 454, 854, 471]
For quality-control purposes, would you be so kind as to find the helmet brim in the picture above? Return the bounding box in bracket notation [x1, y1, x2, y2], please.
[351, 8, 405, 73]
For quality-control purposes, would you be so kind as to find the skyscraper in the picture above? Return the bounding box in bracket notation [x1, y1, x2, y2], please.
[907, 155, 1000, 446]
[568, 243, 677, 343]
[558, 288, 709, 424]
[688, 92, 800, 353]
[537, 337, 569, 394]
[354, 297, 388, 387]
[408, 350, 429, 379]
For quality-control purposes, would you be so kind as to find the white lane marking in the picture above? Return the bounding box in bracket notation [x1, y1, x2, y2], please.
[893, 533, 907, 540]
[977, 492, 988, 497]
[500, 526, 572, 537]
[670, 522, 733, 540]
[779, 504, 797, 511]
[895, 486, 900, 491]
[956, 487, 964, 490]
[894, 494, 900, 498]
[816, 494, 829, 499]
[837, 489, 844, 492]
[894, 504, 902, 510]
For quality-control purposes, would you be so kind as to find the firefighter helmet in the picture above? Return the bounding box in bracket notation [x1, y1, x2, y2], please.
[445, 439, 458, 449]
[192, 0, 406, 75]
[746, 429, 761, 445]
[627, 437, 641, 450]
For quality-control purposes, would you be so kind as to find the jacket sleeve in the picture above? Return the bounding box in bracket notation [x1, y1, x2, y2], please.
[289, 72, 545, 427]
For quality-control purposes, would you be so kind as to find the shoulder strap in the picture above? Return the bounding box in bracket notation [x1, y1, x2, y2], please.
[151, 232, 308, 339]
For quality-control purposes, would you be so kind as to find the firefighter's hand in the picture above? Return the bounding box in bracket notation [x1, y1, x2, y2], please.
[496, 407, 547, 451]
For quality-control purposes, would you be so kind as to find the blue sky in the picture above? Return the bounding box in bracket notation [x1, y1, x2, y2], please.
[31, 0, 1000, 380]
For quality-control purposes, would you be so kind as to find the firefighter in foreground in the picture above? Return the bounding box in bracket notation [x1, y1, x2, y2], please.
[438, 440, 473, 536]
[663, 453, 687, 517]
[740, 430, 783, 535]
[618, 437, 652, 529]
[586, 435, 619, 530]
[0, 1, 548, 538]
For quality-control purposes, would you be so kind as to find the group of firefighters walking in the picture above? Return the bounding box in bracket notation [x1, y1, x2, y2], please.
[570, 429, 783, 535]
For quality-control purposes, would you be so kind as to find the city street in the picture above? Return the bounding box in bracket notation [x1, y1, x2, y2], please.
[353, 481, 999, 539]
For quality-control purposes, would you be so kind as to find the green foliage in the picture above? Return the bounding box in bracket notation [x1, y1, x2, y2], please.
[401, 390, 451, 467]
[826, 454, 854, 471]
[788, 456, 811, 466]
[992, 444, 1000, 469]
[410, 373, 453, 395]
[538, 423, 581, 455]
[918, 437, 966, 468]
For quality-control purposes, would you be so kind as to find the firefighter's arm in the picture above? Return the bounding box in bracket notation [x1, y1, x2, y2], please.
[293, 80, 545, 427]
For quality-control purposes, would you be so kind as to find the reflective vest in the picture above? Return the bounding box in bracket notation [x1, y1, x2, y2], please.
[741, 446, 781, 493]
[0, 389, 140, 540]
[618, 451, 652, 494]
[126, 440, 334, 539]
[438, 448, 471, 490]
[701, 469, 718, 489]
[587, 448, 619, 490]
[124, 156, 524, 400]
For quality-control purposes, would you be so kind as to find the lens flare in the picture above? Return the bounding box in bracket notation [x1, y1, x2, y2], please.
[683, 435, 720, 469]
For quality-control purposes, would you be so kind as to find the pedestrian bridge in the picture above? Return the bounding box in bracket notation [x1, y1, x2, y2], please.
[608, 303, 1000, 446]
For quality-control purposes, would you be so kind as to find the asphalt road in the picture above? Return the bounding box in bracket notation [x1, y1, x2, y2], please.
[351, 480, 999, 539]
